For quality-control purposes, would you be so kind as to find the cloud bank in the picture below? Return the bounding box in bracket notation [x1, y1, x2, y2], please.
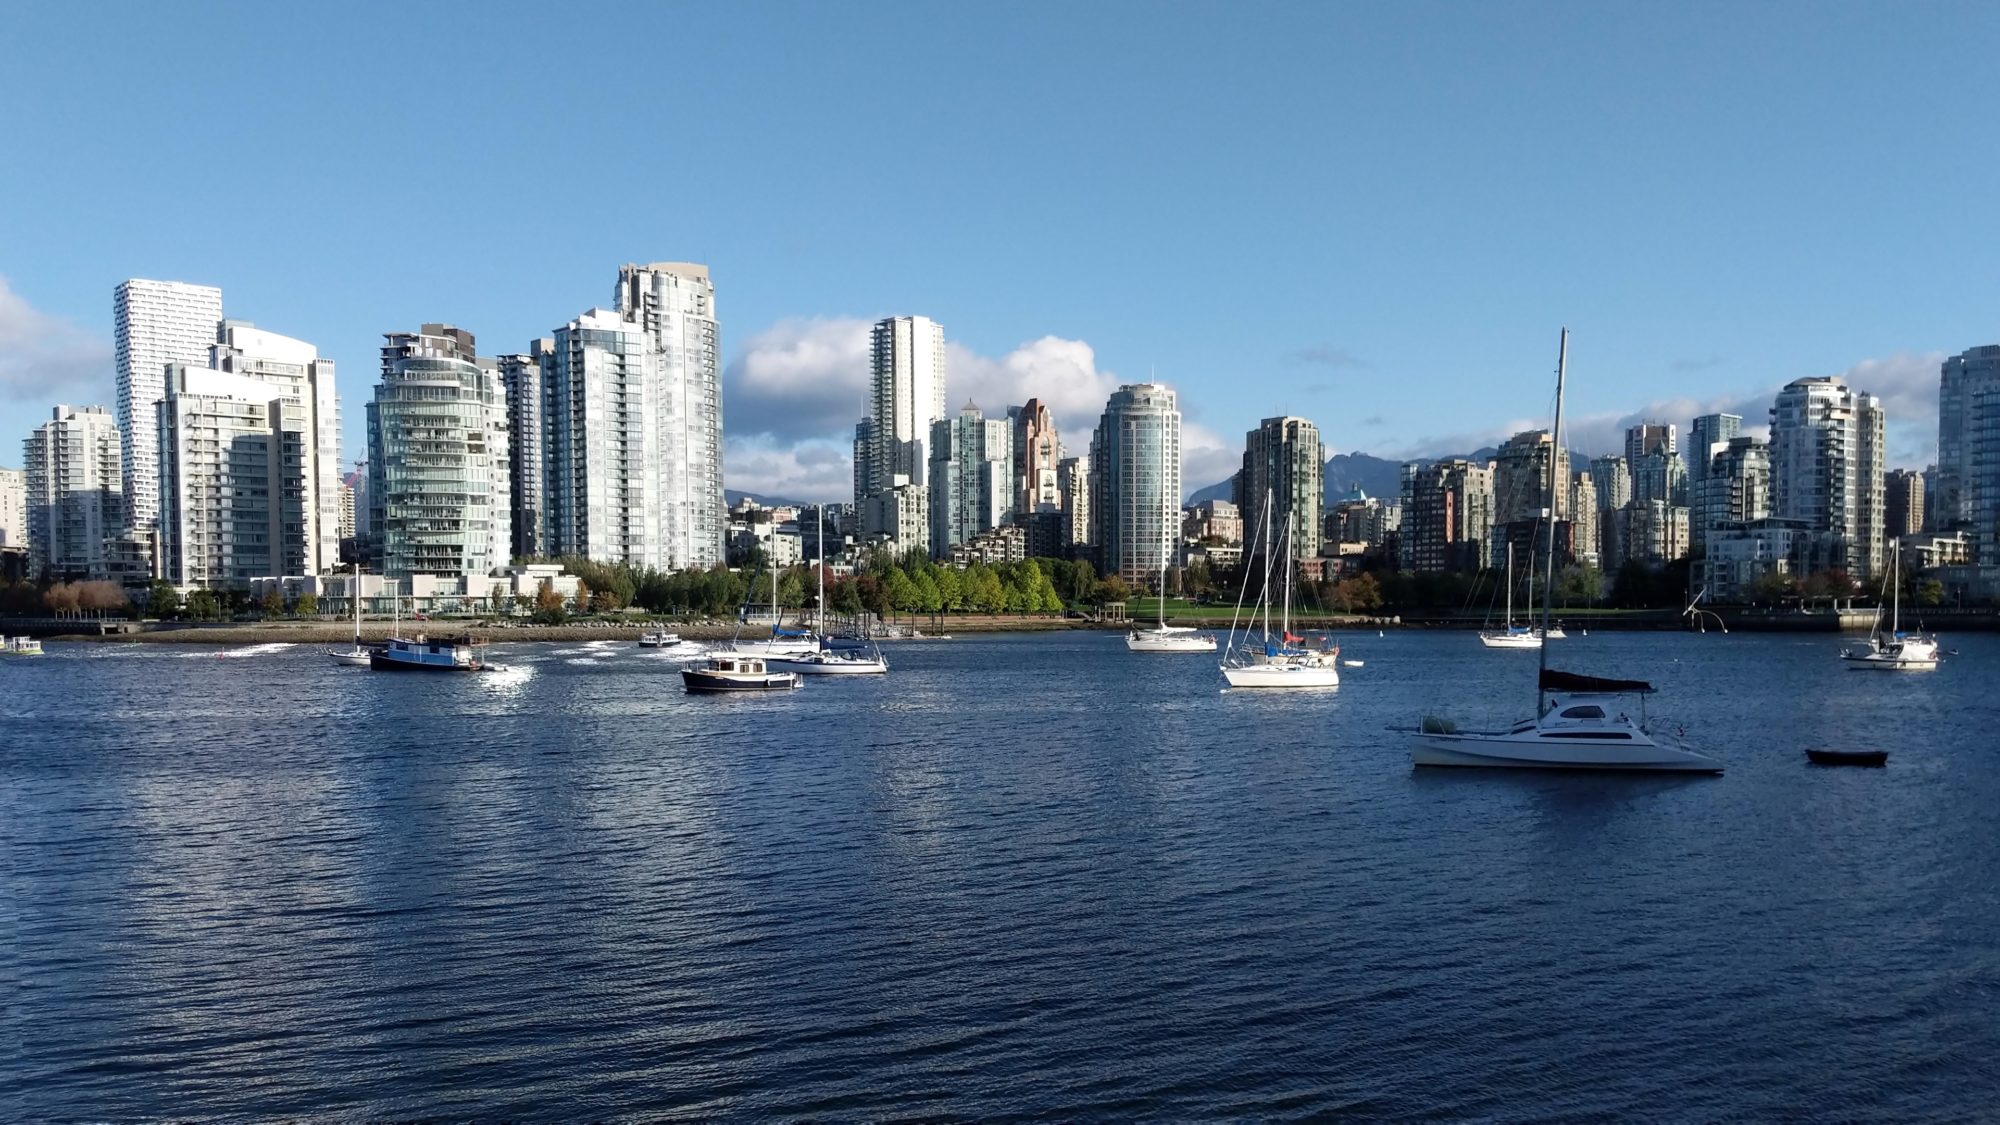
[0, 276, 112, 409]
[1382, 350, 1945, 469]
[722, 319, 1236, 501]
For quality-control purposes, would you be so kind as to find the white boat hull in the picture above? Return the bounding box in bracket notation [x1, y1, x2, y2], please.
[1841, 655, 1939, 671]
[730, 639, 821, 657]
[1409, 731, 1722, 772]
[1126, 631, 1217, 652]
[1479, 632, 1542, 649]
[328, 648, 372, 667]
[767, 654, 888, 675]
[1222, 663, 1339, 689]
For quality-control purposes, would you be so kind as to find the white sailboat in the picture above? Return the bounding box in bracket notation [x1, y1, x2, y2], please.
[1220, 492, 1339, 689]
[1478, 542, 1542, 649]
[768, 510, 888, 675]
[1127, 458, 1216, 652]
[729, 520, 821, 657]
[327, 562, 373, 666]
[1841, 550, 1940, 670]
[1409, 328, 1723, 773]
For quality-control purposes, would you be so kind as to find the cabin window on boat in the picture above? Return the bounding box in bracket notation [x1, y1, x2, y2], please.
[1559, 705, 1605, 719]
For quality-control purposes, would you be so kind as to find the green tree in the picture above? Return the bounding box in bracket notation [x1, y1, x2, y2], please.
[915, 570, 942, 614]
[147, 580, 182, 619]
[885, 567, 919, 614]
[186, 588, 221, 621]
[1094, 574, 1131, 606]
[1916, 578, 1945, 607]
[1748, 569, 1797, 605]
[833, 577, 864, 615]
[261, 589, 285, 618]
[934, 566, 964, 612]
[294, 592, 318, 618]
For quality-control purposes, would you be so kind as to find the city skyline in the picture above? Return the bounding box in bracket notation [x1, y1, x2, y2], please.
[3, 4, 1995, 499]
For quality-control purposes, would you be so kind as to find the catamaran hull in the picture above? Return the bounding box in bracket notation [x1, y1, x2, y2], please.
[1222, 664, 1339, 689]
[1408, 733, 1723, 773]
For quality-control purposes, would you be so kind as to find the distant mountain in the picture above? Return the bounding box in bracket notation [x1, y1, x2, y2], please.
[1187, 451, 1405, 507]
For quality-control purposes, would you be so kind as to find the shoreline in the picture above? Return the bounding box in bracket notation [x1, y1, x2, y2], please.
[27, 607, 1981, 643]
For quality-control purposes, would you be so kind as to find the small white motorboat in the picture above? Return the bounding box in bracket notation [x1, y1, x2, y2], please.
[638, 630, 682, 648]
[2, 636, 45, 656]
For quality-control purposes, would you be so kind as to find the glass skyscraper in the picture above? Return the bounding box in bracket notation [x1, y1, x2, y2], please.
[1090, 383, 1182, 585]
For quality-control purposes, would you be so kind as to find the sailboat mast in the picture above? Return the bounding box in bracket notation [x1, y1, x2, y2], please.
[1538, 328, 1568, 711]
[1505, 542, 1514, 627]
[816, 507, 826, 633]
[1261, 488, 1274, 641]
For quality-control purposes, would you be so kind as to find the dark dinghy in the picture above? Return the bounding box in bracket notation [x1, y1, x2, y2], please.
[1806, 748, 1889, 767]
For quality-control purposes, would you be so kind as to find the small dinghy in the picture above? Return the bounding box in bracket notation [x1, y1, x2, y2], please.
[1806, 748, 1888, 767]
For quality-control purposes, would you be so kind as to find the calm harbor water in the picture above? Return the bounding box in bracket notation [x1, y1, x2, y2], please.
[7, 629, 1999, 1119]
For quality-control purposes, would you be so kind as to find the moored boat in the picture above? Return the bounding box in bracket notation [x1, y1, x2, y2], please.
[2, 636, 45, 656]
[1841, 551, 1939, 671]
[638, 630, 682, 648]
[370, 633, 487, 672]
[682, 652, 802, 692]
[1806, 747, 1888, 767]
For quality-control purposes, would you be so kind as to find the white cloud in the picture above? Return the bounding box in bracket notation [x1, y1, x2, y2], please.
[0, 276, 111, 405]
[723, 434, 853, 503]
[1383, 351, 1944, 469]
[723, 316, 873, 444]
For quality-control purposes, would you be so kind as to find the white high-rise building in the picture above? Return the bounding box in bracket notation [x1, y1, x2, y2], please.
[206, 320, 341, 574]
[157, 365, 312, 586]
[1770, 376, 1885, 580]
[0, 467, 25, 549]
[115, 279, 223, 547]
[541, 308, 676, 569]
[367, 325, 511, 581]
[855, 316, 947, 545]
[929, 402, 1014, 555]
[24, 405, 123, 578]
[1090, 383, 1182, 584]
[613, 262, 725, 570]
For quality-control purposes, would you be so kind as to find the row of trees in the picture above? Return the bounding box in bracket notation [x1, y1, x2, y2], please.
[0, 579, 131, 617]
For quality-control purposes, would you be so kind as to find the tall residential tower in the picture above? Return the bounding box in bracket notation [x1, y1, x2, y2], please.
[114, 279, 223, 550]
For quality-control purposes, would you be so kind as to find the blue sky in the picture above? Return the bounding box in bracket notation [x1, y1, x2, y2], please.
[2, 1, 1995, 498]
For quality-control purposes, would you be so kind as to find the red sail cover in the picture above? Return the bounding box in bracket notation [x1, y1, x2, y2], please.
[1540, 668, 1655, 694]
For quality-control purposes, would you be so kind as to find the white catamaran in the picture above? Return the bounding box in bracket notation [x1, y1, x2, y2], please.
[1408, 329, 1723, 773]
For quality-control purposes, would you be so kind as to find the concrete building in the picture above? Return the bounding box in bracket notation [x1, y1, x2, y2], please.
[540, 308, 679, 570]
[1568, 471, 1599, 569]
[1689, 413, 1742, 490]
[929, 402, 1014, 556]
[1010, 399, 1064, 516]
[861, 483, 928, 557]
[855, 316, 947, 545]
[1489, 428, 1569, 568]
[0, 467, 24, 549]
[1885, 468, 1925, 541]
[1057, 455, 1091, 552]
[23, 405, 123, 579]
[366, 325, 510, 581]
[205, 320, 342, 575]
[156, 365, 312, 587]
[1703, 518, 1844, 602]
[1935, 344, 2000, 560]
[1184, 498, 1243, 545]
[1398, 458, 1494, 573]
[1626, 423, 1684, 506]
[1235, 415, 1323, 563]
[1770, 375, 1886, 580]
[1693, 436, 1771, 556]
[494, 343, 550, 561]
[1614, 500, 1690, 567]
[114, 279, 222, 554]
[1090, 383, 1182, 584]
[611, 262, 726, 569]
[338, 482, 355, 542]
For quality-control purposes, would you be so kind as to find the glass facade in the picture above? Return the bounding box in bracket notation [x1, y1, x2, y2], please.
[1090, 383, 1182, 585]
[368, 327, 510, 581]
